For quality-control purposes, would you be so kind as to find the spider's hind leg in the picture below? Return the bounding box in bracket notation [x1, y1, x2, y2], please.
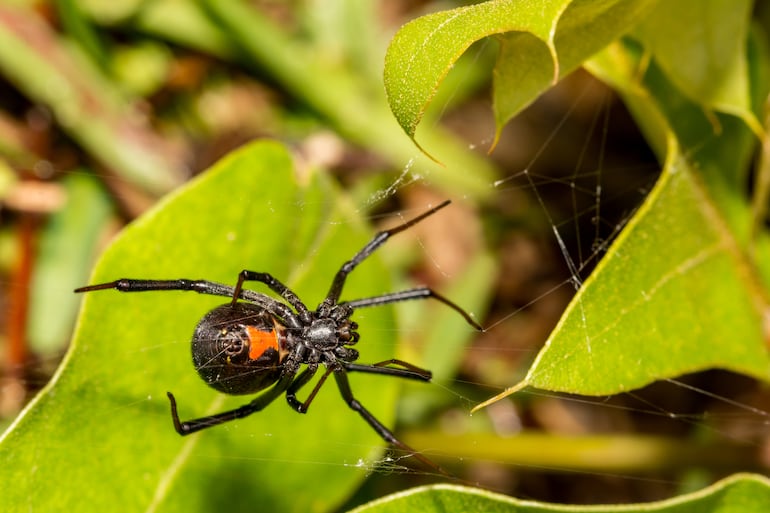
[332, 369, 449, 476]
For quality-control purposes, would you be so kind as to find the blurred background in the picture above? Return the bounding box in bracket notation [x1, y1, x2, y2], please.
[1, 0, 766, 508]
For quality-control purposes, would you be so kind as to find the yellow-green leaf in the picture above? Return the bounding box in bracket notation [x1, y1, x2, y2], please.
[384, 0, 658, 153]
[633, 0, 762, 136]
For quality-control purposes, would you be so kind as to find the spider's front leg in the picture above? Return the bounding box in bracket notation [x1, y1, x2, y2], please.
[75, 278, 237, 298]
[231, 270, 308, 315]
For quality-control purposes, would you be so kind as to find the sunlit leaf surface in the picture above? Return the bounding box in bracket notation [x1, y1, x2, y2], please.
[383, 0, 657, 150]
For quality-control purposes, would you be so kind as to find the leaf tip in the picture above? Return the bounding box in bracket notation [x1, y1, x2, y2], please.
[471, 380, 528, 413]
[488, 129, 502, 155]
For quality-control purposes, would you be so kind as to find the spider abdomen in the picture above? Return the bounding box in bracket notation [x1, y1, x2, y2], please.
[191, 302, 287, 395]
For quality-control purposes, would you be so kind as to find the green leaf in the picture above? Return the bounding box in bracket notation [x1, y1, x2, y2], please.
[0, 141, 404, 511]
[633, 0, 762, 136]
[383, 0, 658, 153]
[349, 473, 770, 513]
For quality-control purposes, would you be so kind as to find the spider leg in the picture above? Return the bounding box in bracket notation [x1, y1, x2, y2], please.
[232, 271, 309, 316]
[286, 360, 432, 415]
[167, 373, 295, 435]
[75, 278, 302, 328]
[324, 200, 451, 304]
[75, 278, 236, 297]
[344, 360, 431, 381]
[285, 367, 329, 413]
[341, 287, 483, 331]
[332, 369, 449, 476]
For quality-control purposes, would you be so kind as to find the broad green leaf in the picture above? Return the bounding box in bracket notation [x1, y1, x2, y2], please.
[0, 142, 406, 511]
[349, 473, 770, 513]
[633, 0, 762, 136]
[383, 0, 658, 153]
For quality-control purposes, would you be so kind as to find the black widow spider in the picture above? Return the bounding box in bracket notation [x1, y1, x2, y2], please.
[75, 200, 482, 471]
